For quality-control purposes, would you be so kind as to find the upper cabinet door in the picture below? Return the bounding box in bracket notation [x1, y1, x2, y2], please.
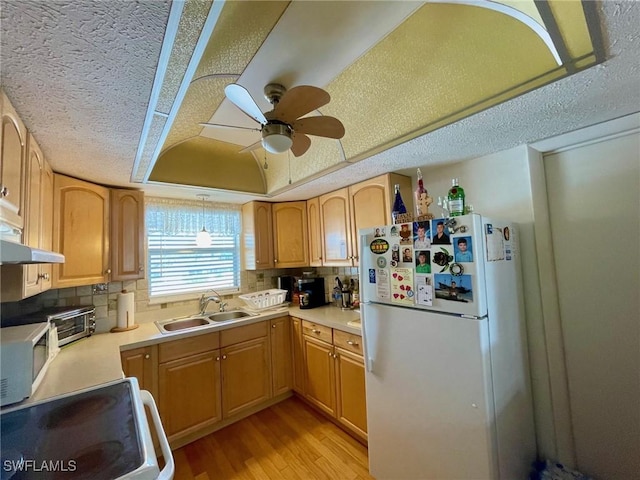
[349, 175, 390, 266]
[319, 188, 353, 267]
[241, 201, 274, 270]
[53, 174, 110, 288]
[24, 134, 45, 297]
[306, 197, 322, 267]
[111, 189, 145, 281]
[272, 201, 308, 268]
[0, 91, 27, 231]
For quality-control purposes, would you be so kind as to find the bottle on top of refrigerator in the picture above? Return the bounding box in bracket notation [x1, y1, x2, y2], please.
[391, 184, 407, 223]
[447, 178, 465, 217]
[414, 168, 429, 216]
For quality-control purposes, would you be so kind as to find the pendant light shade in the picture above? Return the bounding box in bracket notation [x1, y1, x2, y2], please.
[196, 194, 211, 247]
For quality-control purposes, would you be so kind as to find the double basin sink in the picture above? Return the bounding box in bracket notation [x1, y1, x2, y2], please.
[155, 310, 256, 334]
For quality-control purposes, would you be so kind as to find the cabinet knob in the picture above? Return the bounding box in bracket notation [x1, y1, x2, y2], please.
[222, 354, 227, 360]
[333, 353, 338, 359]
[347, 340, 359, 346]
[328, 351, 332, 357]
[0, 186, 8, 197]
[312, 329, 321, 334]
[144, 354, 150, 359]
[105, 269, 111, 274]
[139, 266, 144, 272]
[37, 273, 50, 281]
[272, 324, 276, 328]
[216, 356, 220, 361]
[274, 259, 278, 263]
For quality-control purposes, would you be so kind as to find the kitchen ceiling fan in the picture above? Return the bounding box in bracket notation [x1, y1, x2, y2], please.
[200, 83, 345, 157]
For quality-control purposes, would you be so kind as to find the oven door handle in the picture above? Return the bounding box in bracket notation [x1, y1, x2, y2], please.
[139, 389, 175, 480]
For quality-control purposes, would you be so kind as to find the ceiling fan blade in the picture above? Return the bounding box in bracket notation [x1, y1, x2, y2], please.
[224, 84, 267, 125]
[291, 133, 311, 157]
[272, 86, 330, 124]
[292, 116, 345, 139]
[238, 139, 263, 154]
[199, 122, 260, 132]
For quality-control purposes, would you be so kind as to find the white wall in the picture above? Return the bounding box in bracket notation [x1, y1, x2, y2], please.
[413, 146, 556, 459]
[543, 131, 640, 479]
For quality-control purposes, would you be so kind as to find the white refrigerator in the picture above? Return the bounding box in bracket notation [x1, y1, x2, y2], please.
[359, 214, 536, 479]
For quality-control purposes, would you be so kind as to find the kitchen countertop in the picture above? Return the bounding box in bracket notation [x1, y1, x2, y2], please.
[27, 305, 360, 405]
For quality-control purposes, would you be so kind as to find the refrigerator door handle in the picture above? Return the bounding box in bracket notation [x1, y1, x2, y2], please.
[361, 301, 374, 373]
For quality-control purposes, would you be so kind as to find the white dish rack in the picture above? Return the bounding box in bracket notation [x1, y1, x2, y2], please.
[239, 289, 288, 312]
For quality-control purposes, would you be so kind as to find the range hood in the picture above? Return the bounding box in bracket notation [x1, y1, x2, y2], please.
[0, 239, 65, 265]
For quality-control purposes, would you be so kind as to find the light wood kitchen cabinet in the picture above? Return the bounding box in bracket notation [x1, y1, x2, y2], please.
[290, 316, 305, 394]
[303, 334, 337, 417]
[319, 188, 353, 266]
[306, 197, 322, 266]
[0, 91, 27, 231]
[121, 345, 158, 397]
[52, 173, 110, 288]
[220, 321, 271, 418]
[301, 320, 367, 442]
[1, 135, 54, 301]
[159, 350, 222, 442]
[331, 329, 367, 440]
[241, 201, 274, 270]
[110, 188, 145, 281]
[270, 316, 292, 396]
[349, 173, 412, 265]
[314, 174, 412, 267]
[271, 201, 308, 268]
[157, 331, 222, 443]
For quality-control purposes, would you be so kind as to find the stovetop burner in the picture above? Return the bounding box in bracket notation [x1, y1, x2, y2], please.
[1, 382, 144, 480]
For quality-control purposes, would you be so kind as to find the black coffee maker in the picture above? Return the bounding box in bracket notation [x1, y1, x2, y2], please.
[297, 277, 326, 309]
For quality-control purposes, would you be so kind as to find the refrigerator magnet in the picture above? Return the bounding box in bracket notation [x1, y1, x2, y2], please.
[434, 274, 473, 303]
[391, 267, 414, 305]
[370, 238, 389, 254]
[415, 274, 433, 306]
[454, 236, 473, 262]
[376, 269, 390, 299]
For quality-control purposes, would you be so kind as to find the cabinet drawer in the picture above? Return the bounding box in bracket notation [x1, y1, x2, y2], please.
[220, 321, 267, 347]
[159, 332, 220, 363]
[302, 320, 332, 343]
[333, 329, 363, 356]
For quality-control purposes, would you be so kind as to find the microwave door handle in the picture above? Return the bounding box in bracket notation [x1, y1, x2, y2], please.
[139, 390, 175, 480]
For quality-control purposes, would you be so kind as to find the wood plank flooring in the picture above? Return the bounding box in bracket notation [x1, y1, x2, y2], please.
[173, 396, 374, 480]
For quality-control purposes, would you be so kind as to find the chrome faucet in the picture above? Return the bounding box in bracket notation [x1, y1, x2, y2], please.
[199, 290, 222, 315]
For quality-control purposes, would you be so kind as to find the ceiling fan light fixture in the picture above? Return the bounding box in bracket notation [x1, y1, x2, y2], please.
[261, 123, 292, 154]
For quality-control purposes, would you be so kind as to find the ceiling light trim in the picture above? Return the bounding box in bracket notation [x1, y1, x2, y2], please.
[141, 0, 227, 183]
[130, 0, 184, 183]
[430, 0, 562, 65]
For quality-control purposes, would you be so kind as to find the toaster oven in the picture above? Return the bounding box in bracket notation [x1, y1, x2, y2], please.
[2, 306, 96, 347]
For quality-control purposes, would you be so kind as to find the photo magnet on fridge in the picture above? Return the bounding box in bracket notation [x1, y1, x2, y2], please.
[454, 236, 473, 262]
[434, 274, 473, 303]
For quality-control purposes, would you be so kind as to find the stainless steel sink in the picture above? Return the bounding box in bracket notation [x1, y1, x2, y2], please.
[155, 310, 256, 334]
[208, 311, 252, 322]
[160, 317, 212, 332]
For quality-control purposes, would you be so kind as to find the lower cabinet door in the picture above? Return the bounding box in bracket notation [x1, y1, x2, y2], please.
[159, 350, 222, 441]
[335, 347, 368, 440]
[303, 335, 336, 417]
[221, 337, 271, 418]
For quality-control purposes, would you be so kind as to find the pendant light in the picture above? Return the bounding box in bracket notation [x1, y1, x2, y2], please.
[196, 194, 212, 247]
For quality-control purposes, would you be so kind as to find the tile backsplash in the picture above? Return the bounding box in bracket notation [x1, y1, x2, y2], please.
[1, 267, 359, 333]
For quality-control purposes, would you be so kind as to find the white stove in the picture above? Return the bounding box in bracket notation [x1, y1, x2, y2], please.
[0, 378, 174, 479]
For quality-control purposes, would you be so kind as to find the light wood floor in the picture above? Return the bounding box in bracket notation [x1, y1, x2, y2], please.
[172, 396, 374, 480]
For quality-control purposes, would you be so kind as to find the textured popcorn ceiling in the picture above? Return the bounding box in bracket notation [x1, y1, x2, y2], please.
[0, 1, 639, 203]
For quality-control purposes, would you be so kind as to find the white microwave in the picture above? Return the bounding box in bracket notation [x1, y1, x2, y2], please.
[0, 322, 55, 406]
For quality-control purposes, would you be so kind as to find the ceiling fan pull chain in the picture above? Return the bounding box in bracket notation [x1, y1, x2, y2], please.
[288, 150, 292, 184]
[263, 151, 268, 170]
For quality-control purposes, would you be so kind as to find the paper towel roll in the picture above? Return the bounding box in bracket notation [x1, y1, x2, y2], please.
[117, 290, 135, 329]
